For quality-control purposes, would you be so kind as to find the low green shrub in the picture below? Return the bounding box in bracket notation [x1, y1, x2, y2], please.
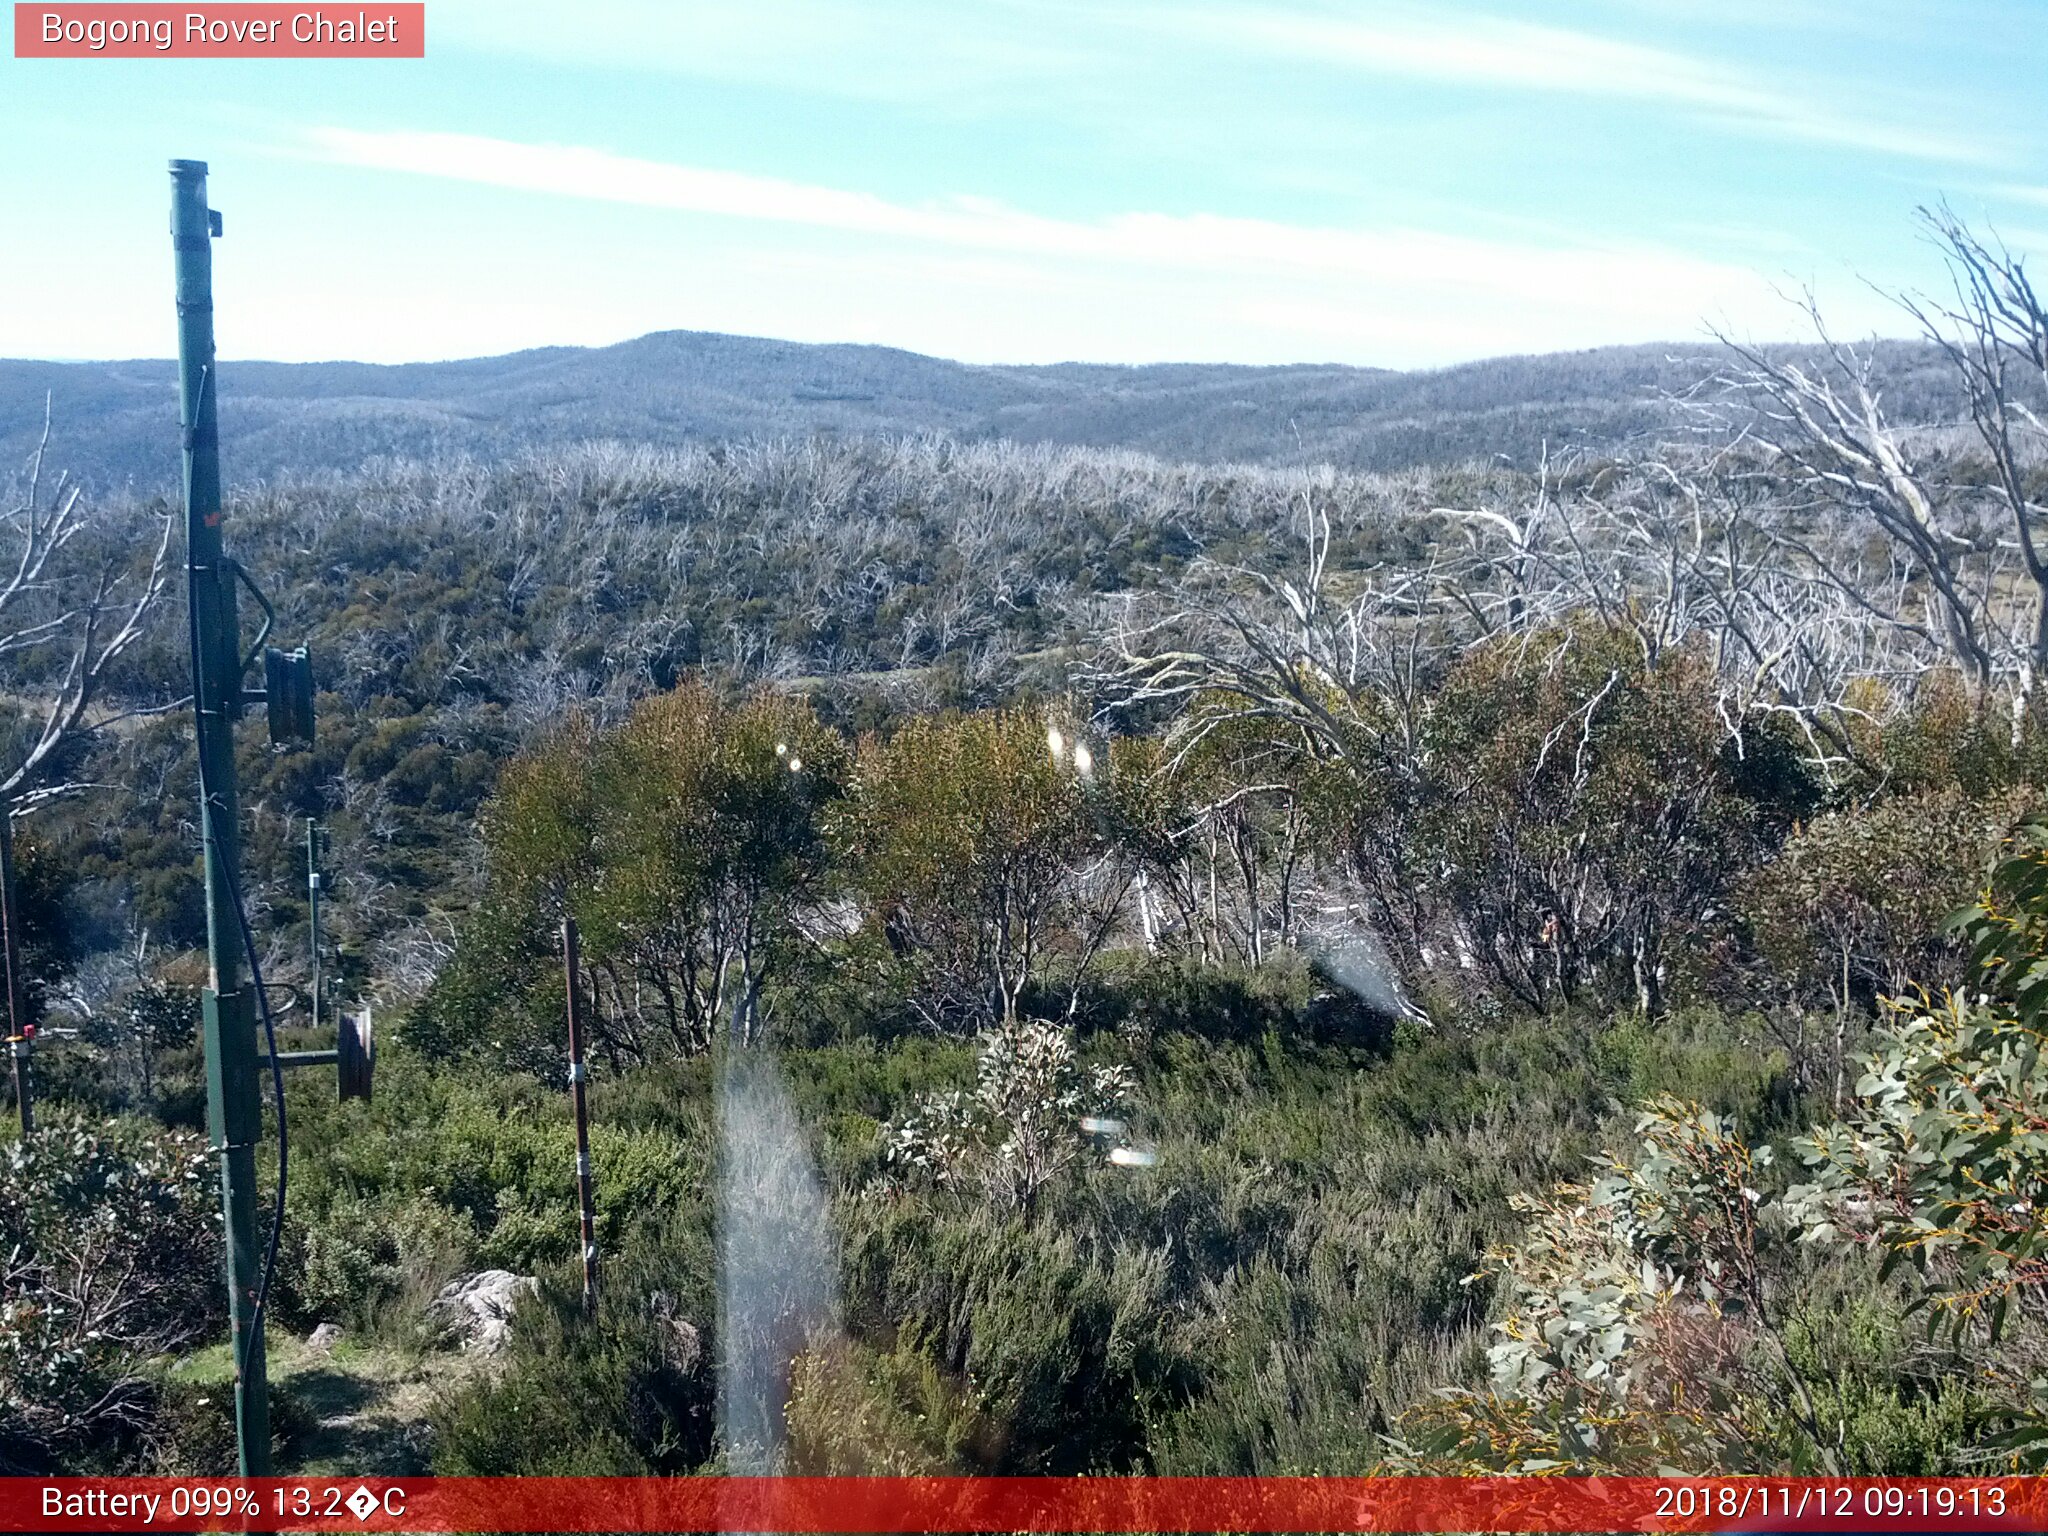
[0, 1112, 220, 1474]
[281, 1193, 475, 1335]
[141, 1377, 313, 1476]
[431, 1228, 714, 1476]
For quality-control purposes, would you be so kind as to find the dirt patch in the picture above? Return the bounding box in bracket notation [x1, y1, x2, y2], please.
[169, 1332, 483, 1475]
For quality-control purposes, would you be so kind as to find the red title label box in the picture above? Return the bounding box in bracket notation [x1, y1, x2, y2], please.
[14, 3, 424, 56]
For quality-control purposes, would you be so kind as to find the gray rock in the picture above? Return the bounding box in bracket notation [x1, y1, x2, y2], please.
[306, 1322, 344, 1352]
[426, 1269, 539, 1355]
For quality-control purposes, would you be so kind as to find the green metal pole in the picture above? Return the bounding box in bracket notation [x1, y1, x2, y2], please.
[307, 820, 321, 1040]
[172, 158, 270, 1476]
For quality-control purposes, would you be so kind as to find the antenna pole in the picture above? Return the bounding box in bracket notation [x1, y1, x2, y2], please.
[307, 820, 323, 1038]
[172, 157, 270, 1476]
[562, 916, 599, 1315]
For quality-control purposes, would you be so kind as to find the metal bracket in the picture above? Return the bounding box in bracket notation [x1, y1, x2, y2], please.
[256, 1008, 371, 1103]
[230, 559, 276, 672]
[264, 1049, 338, 1070]
[221, 562, 314, 746]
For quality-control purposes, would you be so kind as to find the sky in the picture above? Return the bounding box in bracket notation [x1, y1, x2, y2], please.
[2, 0, 2045, 369]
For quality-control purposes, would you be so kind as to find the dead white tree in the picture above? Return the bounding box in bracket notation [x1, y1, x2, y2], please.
[1433, 447, 1936, 779]
[1708, 301, 2007, 702]
[1099, 492, 1450, 770]
[1899, 205, 2048, 719]
[1089, 491, 1467, 978]
[1, 405, 176, 816]
[1, 401, 174, 1041]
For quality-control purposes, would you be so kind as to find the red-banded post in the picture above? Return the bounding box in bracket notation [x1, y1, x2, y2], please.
[562, 915, 599, 1313]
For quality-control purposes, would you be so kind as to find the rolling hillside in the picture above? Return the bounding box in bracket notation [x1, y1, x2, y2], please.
[0, 329, 1958, 489]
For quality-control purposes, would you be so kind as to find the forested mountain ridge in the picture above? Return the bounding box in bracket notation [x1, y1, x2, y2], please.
[0, 329, 1962, 488]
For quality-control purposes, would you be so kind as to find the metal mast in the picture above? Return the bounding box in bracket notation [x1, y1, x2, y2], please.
[307, 820, 326, 1038]
[171, 158, 360, 1476]
[172, 157, 272, 1475]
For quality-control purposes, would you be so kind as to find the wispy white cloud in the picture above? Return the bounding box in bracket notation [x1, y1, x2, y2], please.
[429, 0, 2003, 172]
[287, 127, 1903, 367]
[1967, 191, 2048, 257]
[1177, 5, 1997, 166]
[306, 129, 1762, 306]
[429, 0, 1107, 113]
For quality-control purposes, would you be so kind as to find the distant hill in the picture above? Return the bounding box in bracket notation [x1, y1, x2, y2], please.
[0, 329, 1961, 489]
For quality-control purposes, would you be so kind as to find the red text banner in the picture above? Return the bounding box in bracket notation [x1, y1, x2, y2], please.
[14, 4, 424, 57]
[7, 1476, 2048, 1533]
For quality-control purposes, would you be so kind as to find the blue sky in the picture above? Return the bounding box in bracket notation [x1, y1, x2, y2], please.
[3, 0, 2044, 367]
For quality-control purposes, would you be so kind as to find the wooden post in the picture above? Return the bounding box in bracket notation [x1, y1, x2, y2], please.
[3, 811, 31, 1135]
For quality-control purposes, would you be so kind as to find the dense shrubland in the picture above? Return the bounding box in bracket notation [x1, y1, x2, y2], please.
[7, 212, 2048, 1477]
[16, 648, 2041, 1476]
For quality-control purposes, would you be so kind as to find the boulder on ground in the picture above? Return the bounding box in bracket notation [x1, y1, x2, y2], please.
[306, 1321, 344, 1352]
[426, 1269, 538, 1355]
